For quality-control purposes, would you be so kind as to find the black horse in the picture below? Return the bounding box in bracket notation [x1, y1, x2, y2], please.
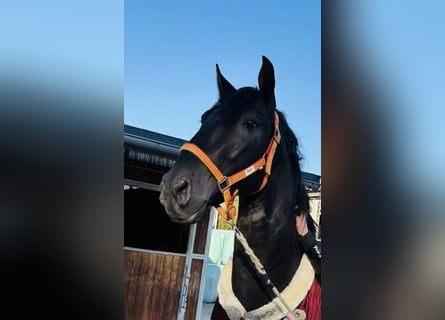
[160, 56, 319, 319]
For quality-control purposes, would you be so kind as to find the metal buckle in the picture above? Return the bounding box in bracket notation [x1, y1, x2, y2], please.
[273, 128, 280, 142]
[218, 177, 230, 192]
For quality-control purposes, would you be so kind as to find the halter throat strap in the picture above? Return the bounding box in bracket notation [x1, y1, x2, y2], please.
[180, 111, 281, 220]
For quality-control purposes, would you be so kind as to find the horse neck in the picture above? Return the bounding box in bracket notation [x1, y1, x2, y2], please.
[236, 145, 297, 245]
[231, 152, 304, 309]
[236, 169, 299, 261]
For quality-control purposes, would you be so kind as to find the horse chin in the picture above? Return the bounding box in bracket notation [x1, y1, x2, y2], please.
[164, 200, 211, 224]
[170, 210, 206, 224]
[208, 192, 224, 207]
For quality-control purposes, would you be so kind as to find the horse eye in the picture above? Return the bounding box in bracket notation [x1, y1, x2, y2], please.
[244, 120, 257, 129]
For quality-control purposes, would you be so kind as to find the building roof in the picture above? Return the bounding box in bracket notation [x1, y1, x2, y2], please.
[124, 124, 320, 190]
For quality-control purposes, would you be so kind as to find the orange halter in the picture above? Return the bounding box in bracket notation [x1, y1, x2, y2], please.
[180, 111, 281, 221]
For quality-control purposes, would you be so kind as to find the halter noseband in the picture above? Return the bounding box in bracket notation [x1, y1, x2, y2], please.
[180, 111, 281, 220]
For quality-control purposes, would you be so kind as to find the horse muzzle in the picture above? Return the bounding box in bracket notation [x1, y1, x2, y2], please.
[159, 169, 212, 224]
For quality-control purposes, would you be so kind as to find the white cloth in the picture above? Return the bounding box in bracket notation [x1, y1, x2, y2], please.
[217, 254, 314, 320]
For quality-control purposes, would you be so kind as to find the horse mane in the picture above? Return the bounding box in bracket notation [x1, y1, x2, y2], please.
[276, 109, 317, 235]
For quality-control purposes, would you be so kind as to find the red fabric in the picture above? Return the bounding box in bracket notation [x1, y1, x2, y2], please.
[211, 278, 321, 320]
[210, 297, 231, 320]
[296, 278, 321, 320]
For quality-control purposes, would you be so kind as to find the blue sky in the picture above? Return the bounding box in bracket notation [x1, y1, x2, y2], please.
[124, 1, 321, 176]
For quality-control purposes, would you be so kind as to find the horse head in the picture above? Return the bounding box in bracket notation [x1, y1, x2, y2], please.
[160, 56, 288, 224]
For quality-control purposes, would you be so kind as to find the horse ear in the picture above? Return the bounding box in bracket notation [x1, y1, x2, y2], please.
[216, 64, 236, 100]
[258, 55, 276, 108]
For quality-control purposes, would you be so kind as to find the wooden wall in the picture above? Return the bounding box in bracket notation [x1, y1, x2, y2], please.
[124, 182, 211, 319]
[124, 250, 185, 319]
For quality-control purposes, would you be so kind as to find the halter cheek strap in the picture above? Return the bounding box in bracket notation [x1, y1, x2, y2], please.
[180, 111, 281, 220]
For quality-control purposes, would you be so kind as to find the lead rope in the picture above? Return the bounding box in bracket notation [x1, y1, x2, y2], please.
[221, 217, 306, 320]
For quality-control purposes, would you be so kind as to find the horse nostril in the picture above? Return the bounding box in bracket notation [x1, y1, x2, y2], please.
[174, 178, 191, 207]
